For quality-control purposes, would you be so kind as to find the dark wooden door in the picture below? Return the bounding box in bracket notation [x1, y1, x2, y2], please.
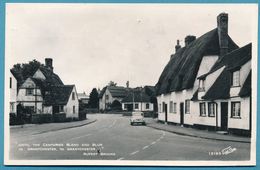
[180, 103, 184, 125]
[221, 102, 228, 131]
[165, 104, 168, 123]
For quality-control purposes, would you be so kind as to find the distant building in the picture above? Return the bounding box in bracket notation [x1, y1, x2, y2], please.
[121, 86, 156, 112]
[78, 92, 89, 104]
[156, 13, 251, 135]
[99, 86, 127, 111]
[14, 58, 79, 119]
[10, 70, 18, 115]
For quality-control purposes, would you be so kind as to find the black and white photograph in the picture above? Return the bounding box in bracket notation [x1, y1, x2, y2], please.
[4, 3, 257, 166]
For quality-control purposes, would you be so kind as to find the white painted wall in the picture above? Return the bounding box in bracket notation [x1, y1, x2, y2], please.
[197, 55, 219, 78]
[122, 102, 154, 111]
[228, 97, 250, 130]
[99, 88, 123, 110]
[10, 72, 17, 114]
[65, 86, 79, 118]
[32, 69, 46, 80]
[230, 61, 251, 97]
[17, 78, 43, 113]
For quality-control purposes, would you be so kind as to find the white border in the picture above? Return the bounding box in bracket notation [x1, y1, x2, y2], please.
[4, 3, 258, 166]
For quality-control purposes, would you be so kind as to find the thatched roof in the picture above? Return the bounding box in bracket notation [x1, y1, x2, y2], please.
[44, 85, 74, 106]
[122, 88, 152, 103]
[99, 86, 128, 98]
[155, 28, 238, 95]
[239, 70, 251, 97]
[202, 43, 251, 100]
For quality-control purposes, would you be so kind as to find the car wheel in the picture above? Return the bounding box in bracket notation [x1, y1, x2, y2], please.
[130, 122, 133, 126]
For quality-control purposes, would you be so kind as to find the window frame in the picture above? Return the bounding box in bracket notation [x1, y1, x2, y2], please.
[25, 88, 34, 96]
[185, 100, 190, 114]
[169, 101, 173, 113]
[72, 92, 75, 100]
[231, 101, 241, 118]
[10, 77, 12, 89]
[73, 105, 76, 114]
[134, 103, 139, 109]
[145, 103, 149, 109]
[208, 102, 216, 117]
[173, 103, 177, 113]
[231, 70, 240, 87]
[199, 102, 206, 117]
[198, 79, 205, 91]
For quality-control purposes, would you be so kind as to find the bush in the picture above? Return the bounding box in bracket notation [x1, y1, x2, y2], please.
[31, 114, 52, 124]
[9, 113, 24, 125]
[53, 113, 66, 122]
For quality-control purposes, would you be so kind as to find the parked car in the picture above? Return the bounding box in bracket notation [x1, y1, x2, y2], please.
[130, 112, 146, 125]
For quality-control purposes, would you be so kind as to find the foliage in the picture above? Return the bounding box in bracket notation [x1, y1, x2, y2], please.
[88, 88, 99, 108]
[11, 59, 44, 85]
[108, 81, 117, 86]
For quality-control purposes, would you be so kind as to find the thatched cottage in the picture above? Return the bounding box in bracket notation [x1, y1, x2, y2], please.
[155, 13, 252, 135]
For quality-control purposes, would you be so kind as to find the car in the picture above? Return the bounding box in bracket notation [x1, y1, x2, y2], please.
[130, 111, 146, 126]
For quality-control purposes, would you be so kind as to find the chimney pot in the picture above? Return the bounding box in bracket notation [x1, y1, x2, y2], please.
[175, 39, 181, 53]
[45, 58, 53, 72]
[217, 13, 229, 56]
[185, 35, 196, 46]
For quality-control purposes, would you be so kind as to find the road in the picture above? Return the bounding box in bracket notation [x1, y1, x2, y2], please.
[9, 114, 250, 161]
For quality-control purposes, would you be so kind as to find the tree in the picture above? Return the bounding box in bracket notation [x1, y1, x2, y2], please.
[88, 88, 99, 108]
[11, 59, 44, 86]
[108, 81, 117, 86]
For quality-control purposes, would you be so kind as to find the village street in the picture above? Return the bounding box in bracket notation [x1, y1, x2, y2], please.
[10, 114, 250, 161]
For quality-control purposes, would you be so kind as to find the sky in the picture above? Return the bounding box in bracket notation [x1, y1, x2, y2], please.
[5, 4, 257, 94]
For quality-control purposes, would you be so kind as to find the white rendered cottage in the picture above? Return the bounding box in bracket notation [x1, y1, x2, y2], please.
[10, 70, 18, 114]
[155, 13, 240, 127]
[15, 58, 79, 119]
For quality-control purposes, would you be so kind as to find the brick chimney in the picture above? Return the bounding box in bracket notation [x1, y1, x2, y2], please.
[185, 35, 196, 46]
[217, 13, 229, 56]
[175, 40, 181, 53]
[45, 58, 53, 72]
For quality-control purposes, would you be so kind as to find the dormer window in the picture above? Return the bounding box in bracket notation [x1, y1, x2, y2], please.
[198, 79, 205, 91]
[232, 70, 240, 87]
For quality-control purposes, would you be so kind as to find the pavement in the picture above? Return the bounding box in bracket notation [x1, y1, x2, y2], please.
[145, 118, 251, 143]
[9, 114, 250, 161]
[10, 118, 97, 135]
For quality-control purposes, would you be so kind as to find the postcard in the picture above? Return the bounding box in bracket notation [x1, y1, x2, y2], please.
[4, 3, 257, 166]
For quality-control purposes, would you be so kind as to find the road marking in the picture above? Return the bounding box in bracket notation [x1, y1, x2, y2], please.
[117, 157, 124, 160]
[151, 141, 156, 145]
[67, 133, 92, 141]
[130, 150, 139, 155]
[142, 145, 149, 150]
[108, 120, 117, 128]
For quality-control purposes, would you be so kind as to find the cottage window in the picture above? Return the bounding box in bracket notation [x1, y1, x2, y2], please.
[199, 80, 205, 91]
[10, 102, 15, 112]
[162, 102, 165, 112]
[199, 103, 206, 117]
[73, 106, 76, 114]
[185, 100, 190, 114]
[105, 95, 109, 100]
[135, 103, 139, 109]
[169, 101, 173, 113]
[124, 104, 127, 110]
[173, 103, 177, 113]
[26, 89, 33, 96]
[146, 103, 149, 109]
[232, 70, 240, 87]
[10, 77, 12, 88]
[208, 102, 216, 117]
[72, 92, 75, 100]
[59, 106, 64, 112]
[231, 102, 241, 118]
[159, 104, 162, 113]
